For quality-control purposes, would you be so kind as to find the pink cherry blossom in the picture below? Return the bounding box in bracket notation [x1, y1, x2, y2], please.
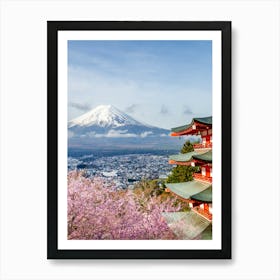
[68, 170, 181, 240]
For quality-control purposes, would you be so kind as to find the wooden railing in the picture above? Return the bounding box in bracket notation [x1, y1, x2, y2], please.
[193, 173, 212, 183]
[193, 142, 212, 149]
[192, 206, 212, 221]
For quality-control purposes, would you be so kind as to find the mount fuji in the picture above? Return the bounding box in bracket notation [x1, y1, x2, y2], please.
[68, 105, 183, 150]
[69, 105, 144, 129]
[68, 105, 169, 137]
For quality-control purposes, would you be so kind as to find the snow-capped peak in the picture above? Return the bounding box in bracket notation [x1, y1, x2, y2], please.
[68, 105, 143, 128]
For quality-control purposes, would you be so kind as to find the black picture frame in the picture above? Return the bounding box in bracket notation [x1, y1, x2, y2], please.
[47, 21, 231, 259]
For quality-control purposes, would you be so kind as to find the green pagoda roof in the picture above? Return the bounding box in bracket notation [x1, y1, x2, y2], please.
[169, 151, 198, 162]
[171, 123, 192, 133]
[169, 150, 212, 163]
[191, 186, 212, 203]
[166, 180, 211, 200]
[193, 116, 212, 125]
[171, 116, 212, 133]
[161, 211, 211, 239]
[192, 150, 212, 163]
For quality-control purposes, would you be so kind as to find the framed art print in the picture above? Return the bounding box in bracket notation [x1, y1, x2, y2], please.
[47, 21, 231, 259]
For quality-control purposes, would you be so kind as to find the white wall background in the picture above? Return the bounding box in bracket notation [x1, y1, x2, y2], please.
[0, 0, 279, 279]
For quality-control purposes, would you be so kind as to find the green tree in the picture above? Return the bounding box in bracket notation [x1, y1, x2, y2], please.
[167, 140, 200, 183]
[166, 165, 197, 183]
[180, 140, 194, 154]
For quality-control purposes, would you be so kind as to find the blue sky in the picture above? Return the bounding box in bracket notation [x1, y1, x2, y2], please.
[68, 40, 212, 129]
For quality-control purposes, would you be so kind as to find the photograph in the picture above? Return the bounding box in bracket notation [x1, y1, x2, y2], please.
[67, 40, 213, 241]
[48, 21, 231, 258]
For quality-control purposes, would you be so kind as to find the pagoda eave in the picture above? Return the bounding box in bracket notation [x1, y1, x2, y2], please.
[169, 160, 193, 165]
[166, 181, 211, 202]
[170, 127, 206, 137]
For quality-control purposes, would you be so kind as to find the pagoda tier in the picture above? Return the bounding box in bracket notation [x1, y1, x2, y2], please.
[165, 181, 212, 220]
[169, 150, 212, 165]
[170, 116, 212, 149]
[168, 151, 199, 165]
[170, 116, 212, 137]
[193, 150, 212, 182]
[166, 181, 211, 200]
[169, 150, 212, 183]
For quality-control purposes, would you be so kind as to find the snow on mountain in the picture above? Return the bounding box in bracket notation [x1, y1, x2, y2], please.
[68, 104, 171, 144]
[67, 105, 186, 149]
[68, 105, 143, 128]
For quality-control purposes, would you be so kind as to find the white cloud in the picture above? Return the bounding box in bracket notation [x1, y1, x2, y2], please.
[88, 129, 137, 138]
[106, 130, 137, 138]
[140, 131, 153, 138]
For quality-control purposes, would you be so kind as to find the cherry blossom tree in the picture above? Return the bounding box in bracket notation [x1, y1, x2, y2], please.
[68, 170, 180, 240]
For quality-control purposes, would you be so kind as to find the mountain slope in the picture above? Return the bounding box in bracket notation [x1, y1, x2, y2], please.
[69, 105, 144, 128]
[68, 105, 185, 150]
[68, 105, 169, 137]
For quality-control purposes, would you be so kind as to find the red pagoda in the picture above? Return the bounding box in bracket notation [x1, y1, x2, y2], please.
[167, 116, 213, 220]
[162, 117, 213, 240]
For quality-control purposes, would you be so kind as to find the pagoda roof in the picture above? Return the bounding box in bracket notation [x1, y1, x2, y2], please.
[169, 149, 212, 164]
[169, 151, 198, 162]
[166, 180, 211, 201]
[192, 150, 212, 163]
[161, 211, 211, 239]
[191, 186, 212, 202]
[171, 116, 212, 133]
